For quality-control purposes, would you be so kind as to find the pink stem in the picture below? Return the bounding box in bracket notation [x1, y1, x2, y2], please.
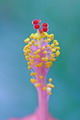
[37, 88, 48, 120]
[36, 67, 49, 120]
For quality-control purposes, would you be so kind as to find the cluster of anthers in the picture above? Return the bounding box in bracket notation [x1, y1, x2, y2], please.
[23, 19, 60, 95]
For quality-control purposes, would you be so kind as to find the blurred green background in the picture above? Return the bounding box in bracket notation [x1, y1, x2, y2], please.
[0, 0, 80, 120]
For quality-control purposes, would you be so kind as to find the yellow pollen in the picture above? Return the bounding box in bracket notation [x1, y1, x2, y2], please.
[40, 75, 44, 79]
[46, 44, 50, 48]
[31, 39, 35, 43]
[56, 47, 60, 50]
[56, 51, 60, 57]
[36, 62, 43, 67]
[47, 83, 55, 88]
[51, 44, 54, 48]
[36, 49, 41, 53]
[47, 39, 51, 42]
[35, 55, 40, 58]
[44, 40, 47, 43]
[27, 62, 31, 65]
[42, 46, 45, 50]
[25, 56, 29, 60]
[30, 59, 34, 63]
[42, 87, 47, 91]
[24, 52, 28, 56]
[45, 61, 52, 68]
[52, 48, 56, 53]
[41, 57, 48, 61]
[50, 34, 54, 40]
[43, 51, 47, 54]
[28, 42, 32, 47]
[24, 38, 30, 43]
[50, 57, 56, 62]
[34, 43, 38, 46]
[43, 32, 48, 37]
[34, 51, 37, 54]
[35, 83, 42, 87]
[30, 72, 37, 76]
[28, 66, 32, 69]
[48, 92, 52, 95]
[30, 78, 37, 83]
[50, 53, 54, 57]
[48, 78, 53, 82]
[30, 33, 35, 39]
[34, 35, 38, 39]
[54, 40, 59, 46]
[31, 55, 34, 59]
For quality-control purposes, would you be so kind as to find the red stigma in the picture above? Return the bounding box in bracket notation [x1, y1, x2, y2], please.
[32, 19, 41, 24]
[42, 23, 48, 27]
[32, 19, 49, 32]
[42, 27, 48, 32]
[34, 24, 40, 29]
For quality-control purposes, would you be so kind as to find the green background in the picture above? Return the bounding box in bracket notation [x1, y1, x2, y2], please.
[0, 0, 80, 120]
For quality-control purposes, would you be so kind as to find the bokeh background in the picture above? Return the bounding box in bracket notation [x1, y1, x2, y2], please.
[0, 0, 80, 120]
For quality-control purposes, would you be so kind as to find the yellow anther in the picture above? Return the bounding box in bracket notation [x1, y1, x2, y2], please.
[54, 40, 59, 46]
[45, 57, 48, 61]
[51, 44, 54, 48]
[56, 47, 60, 50]
[47, 83, 55, 88]
[47, 46, 51, 50]
[28, 42, 32, 47]
[34, 35, 38, 39]
[34, 43, 38, 47]
[31, 56, 34, 59]
[44, 40, 47, 43]
[25, 56, 29, 60]
[27, 62, 31, 66]
[43, 51, 47, 54]
[50, 57, 56, 62]
[41, 57, 48, 61]
[50, 53, 54, 57]
[47, 34, 51, 38]
[35, 55, 40, 58]
[30, 33, 35, 39]
[42, 87, 47, 91]
[43, 32, 48, 37]
[36, 62, 43, 67]
[30, 59, 34, 63]
[34, 51, 37, 54]
[23, 45, 28, 51]
[36, 49, 41, 53]
[48, 92, 52, 95]
[25, 49, 31, 54]
[30, 78, 37, 83]
[49, 61, 53, 66]
[47, 39, 51, 42]
[52, 48, 56, 53]
[40, 35, 44, 38]
[35, 83, 42, 87]
[24, 38, 30, 43]
[31, 40, 35, 43]
[40, 75, 44, 79]
[28, 66, 31, 69]
[50, 34, 54, 40]
[24, 52, 28, 56]
[45, 64, 51, 68]
[42, 46, 45, 50]
[56, 51, 60, 57]
[46, 44, 50, 47]
[45, 61, 52, 68]
[30, 72, 37, 76]
[41, 57, 45, 61]
[48, 78, 53, 82]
